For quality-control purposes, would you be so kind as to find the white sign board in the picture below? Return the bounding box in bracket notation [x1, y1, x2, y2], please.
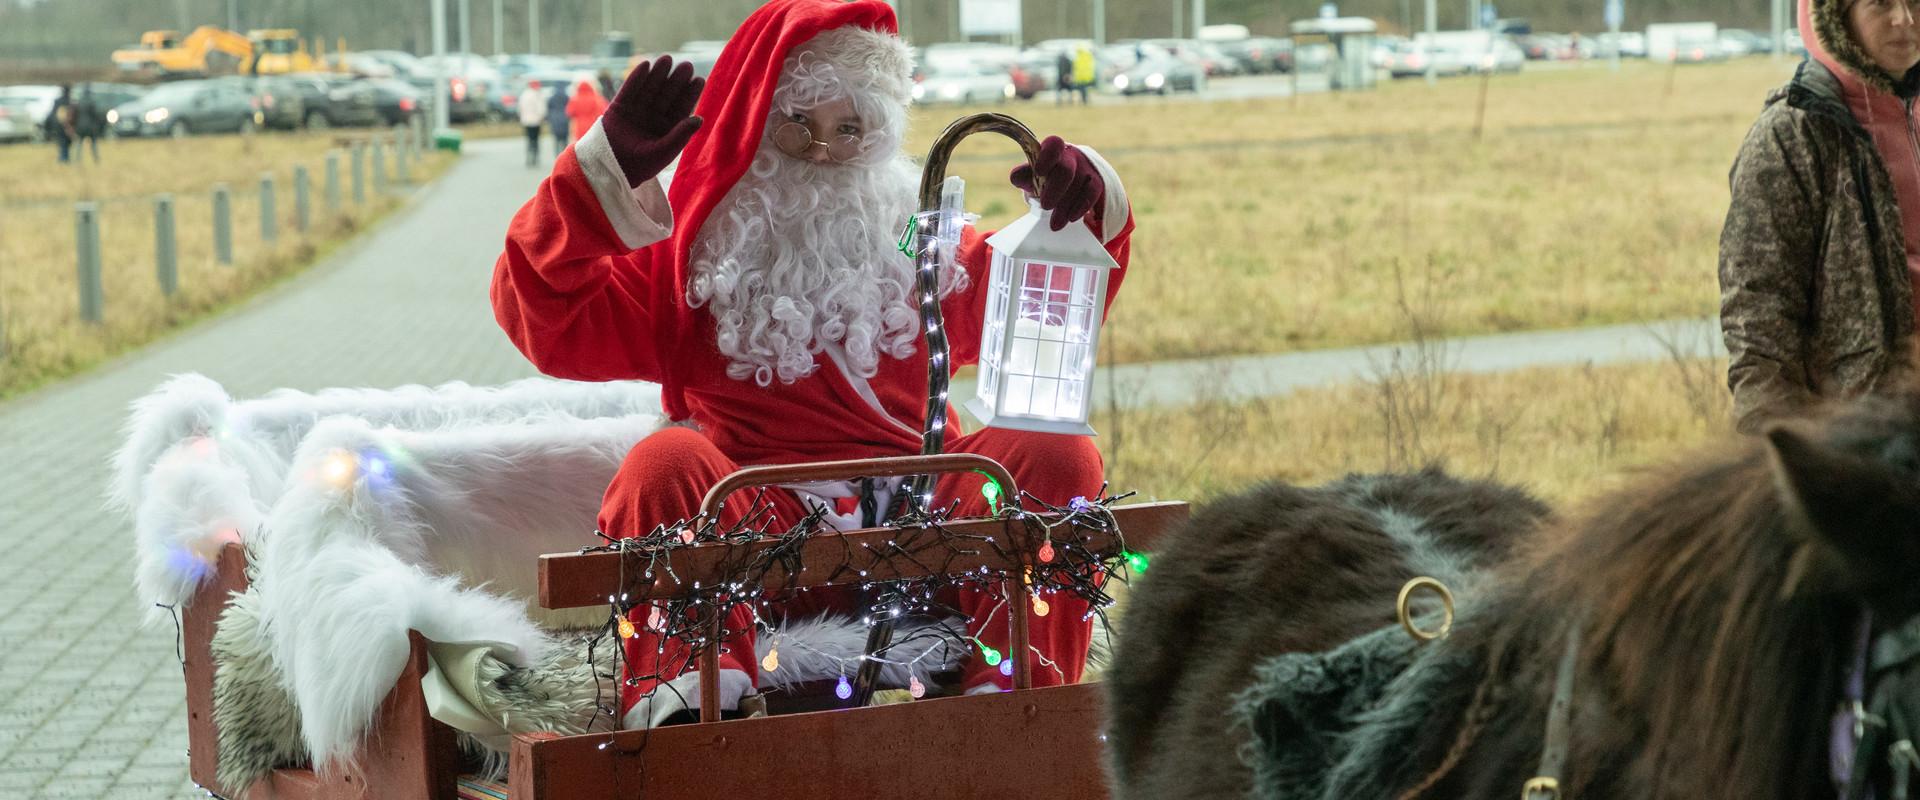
[961, 0, 1021, 36]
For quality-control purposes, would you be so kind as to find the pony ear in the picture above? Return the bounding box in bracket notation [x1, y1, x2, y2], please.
[1766, 424, 1920, 590]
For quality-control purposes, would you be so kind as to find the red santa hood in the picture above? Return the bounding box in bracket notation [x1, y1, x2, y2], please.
[644, 0, 905, 419]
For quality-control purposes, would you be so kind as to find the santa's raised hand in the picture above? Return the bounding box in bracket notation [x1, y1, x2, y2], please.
[603, 55, 705, 188]
[1008, 135, 1105, 231]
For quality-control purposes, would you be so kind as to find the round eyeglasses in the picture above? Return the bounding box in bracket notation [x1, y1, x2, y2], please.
[772, 121, 865, 163]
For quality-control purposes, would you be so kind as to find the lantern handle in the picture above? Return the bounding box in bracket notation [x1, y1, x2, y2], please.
[916, 113, 1045, 210]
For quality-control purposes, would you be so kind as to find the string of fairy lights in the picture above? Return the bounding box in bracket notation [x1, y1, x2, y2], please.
[573, 483, 1149, 733]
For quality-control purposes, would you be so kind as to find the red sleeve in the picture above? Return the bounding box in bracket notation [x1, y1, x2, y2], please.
[490, 148, 668, 382]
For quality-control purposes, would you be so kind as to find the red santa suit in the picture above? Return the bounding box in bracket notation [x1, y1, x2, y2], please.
[492, 0, 1134, 725]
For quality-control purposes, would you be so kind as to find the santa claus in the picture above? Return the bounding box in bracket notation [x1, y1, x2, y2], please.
[493, 0, 1133, 728]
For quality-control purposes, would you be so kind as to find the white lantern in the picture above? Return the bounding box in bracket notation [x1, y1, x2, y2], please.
[967, 200, 1120, 436]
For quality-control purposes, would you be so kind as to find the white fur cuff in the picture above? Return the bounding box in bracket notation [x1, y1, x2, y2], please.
[574, 120, 674, 251]
[1074, 144, 1128, 244]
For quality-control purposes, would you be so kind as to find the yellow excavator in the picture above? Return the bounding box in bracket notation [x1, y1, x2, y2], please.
[110, 26, 317, 77]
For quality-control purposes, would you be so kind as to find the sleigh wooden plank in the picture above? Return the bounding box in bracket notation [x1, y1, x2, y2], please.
[185, 545, 463, 799]
[539, 500, 1187, 606]
[508, 683, 1111, 799]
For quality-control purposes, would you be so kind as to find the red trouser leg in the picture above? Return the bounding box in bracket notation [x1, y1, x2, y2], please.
[936, 426, 1105, 692]
[599, 427, 818, 715]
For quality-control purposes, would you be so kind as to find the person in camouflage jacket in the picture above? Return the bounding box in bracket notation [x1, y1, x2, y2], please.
[1719, 0, 1920, 432]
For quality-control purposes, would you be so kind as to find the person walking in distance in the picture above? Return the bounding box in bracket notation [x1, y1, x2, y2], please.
[73, 85, 102, 165]
[517, 79, 547, 166]
[546, 81, 571, 155]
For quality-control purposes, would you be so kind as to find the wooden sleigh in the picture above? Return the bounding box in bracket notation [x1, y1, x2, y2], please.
[183, 453, 1188, 799]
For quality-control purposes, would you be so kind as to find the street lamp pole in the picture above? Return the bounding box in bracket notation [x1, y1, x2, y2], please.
[1093, 0, 1106, 44]
[529, 0, 540, 54]
[1424, 0, 1437, 83]
[432, 0, 450, 133]
[494, 0, 504, 55]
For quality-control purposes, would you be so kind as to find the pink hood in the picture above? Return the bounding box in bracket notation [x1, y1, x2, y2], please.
[1801, 0, 1920, 295]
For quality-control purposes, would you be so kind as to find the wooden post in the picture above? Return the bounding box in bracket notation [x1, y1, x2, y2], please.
[371, 138, 388, 196]
[293, 164, 310, 233]
[325, 151, 342, 212]
[394, 132, 411, 184]
[1473, 69, 1491, 139]
[352, 143, 367, 205]
[212, 184, 233, 265]
[74, 202, 103, 323]
[259, 172, 277, 243]
[155, 194, 177, 296]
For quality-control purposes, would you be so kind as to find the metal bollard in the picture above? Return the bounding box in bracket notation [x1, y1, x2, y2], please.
[293, 165, 310, 233]
[325, 151, 342, 212]
[371, 138, 387, 195]
[75, 203, 103, 323]
[412, 114, 426, 153]
[351, 143, 367, 205]
[259, 173, 277, 243]
[394, 133, 411, 184]
[212, 184, 233, 265]
[155, 194, 177, 296]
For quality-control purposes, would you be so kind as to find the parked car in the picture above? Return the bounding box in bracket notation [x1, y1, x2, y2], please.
[1008, 52, 1055, 99]
[280, 73, 384, 128]
[1109, 45, 1204, 95]
[1221, 37, 1292, 73]
[1388, 31, 1524, 77]
[416, 54, 504, 122]
[0, 85, 60, 137]
[0, 96, 40, 143]
[494, 53, 565, 81]
[358, 49, 430, 81]
[1718, 28, 1772, 57]
[108, 79, 255, 137]
[1140, 38, 1245, 76]
[234, 75, 306, 131]
[359, 78, 423, 125]
[912, 60, 1015, 105]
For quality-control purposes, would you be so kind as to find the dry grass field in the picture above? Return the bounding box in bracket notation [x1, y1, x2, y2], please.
[0, 130, 451, 398]
[912, 59, 1792, 363]
[1096, 353, 1732, 507]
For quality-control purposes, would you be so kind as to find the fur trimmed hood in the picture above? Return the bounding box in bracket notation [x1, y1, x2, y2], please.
[1802, 0, 1920, 96]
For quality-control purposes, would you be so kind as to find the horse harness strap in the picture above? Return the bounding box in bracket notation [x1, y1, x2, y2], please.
[1843, 610, 1920, 800]
[1524, 624, 1584, 800]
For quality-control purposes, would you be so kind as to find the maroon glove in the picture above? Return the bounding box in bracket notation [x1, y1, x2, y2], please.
[1008, 135, 1105, 232]
[603, 55, 705, 188]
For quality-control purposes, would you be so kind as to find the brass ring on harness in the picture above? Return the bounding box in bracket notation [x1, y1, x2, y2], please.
[1396, 576, 1455, 642]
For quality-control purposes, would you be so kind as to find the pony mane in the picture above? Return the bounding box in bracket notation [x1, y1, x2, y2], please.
[1504, 436, 1853, 797]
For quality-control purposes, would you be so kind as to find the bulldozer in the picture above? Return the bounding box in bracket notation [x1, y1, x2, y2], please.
[110, 26, 317, 78]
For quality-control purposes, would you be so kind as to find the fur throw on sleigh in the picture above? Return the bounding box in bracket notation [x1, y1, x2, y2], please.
[111, 373, 663, 624]
[117, 376, 969, 791]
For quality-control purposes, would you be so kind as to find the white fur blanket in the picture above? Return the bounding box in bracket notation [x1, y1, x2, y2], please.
[112, 373, 662, 623]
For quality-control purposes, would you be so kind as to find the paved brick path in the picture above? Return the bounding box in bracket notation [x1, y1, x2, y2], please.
[0, 136, 545, 798]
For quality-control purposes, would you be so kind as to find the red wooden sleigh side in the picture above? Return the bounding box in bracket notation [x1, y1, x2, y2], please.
[180, 454, 1187, 799]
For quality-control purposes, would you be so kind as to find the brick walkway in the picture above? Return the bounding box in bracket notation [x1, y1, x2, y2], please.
[0, 136, 545, 798]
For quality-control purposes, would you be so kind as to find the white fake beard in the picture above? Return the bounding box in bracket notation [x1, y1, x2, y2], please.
[686, 141, 936, 387]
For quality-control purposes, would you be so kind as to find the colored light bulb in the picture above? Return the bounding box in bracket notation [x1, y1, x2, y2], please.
[1034, 597, 1051, 617]
[909, 676, 926, 699]
[836, 675, 852, 700]
[982, 645, 1003, 666]
[617, 618, 636, 639]
[761, 648, 779, 673]
[646, 606, 664, 632]
[1125, 551, 1150, 573]
[1000, 658, 1014, 677]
